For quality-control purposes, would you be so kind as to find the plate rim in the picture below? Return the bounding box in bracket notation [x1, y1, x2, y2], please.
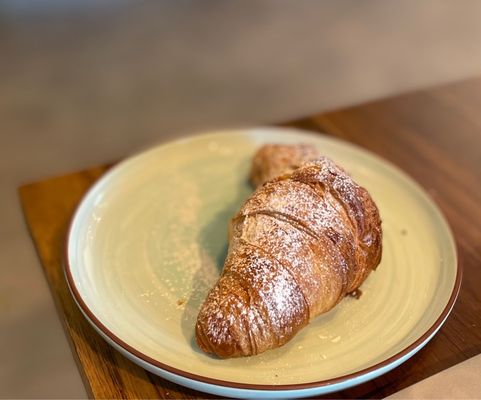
[64, 127, 462, 392]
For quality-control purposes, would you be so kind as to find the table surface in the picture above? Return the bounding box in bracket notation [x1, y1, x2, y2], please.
[19, 77, 481, 399]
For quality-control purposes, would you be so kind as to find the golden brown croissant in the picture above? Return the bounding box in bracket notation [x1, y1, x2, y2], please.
[195, 144, 382, 358]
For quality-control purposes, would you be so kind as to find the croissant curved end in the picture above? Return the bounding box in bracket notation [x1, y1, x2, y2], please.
[195, 279, 259, 358]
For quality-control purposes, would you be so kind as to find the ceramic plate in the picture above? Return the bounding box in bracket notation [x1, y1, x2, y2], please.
[65, 127, 460, 399]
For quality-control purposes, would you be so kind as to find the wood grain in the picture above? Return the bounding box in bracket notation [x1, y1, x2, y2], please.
[20, 77, 481, 399]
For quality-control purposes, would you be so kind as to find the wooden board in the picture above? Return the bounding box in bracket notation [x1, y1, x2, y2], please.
[19, 77, 481, 399]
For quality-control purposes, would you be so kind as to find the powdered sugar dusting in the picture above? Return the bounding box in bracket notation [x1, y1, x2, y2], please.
[197, 242, 309, 356]
[196, 146, 382, 357]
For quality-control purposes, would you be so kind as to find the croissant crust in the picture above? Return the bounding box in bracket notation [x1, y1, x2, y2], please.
[195, 146, 382, 358]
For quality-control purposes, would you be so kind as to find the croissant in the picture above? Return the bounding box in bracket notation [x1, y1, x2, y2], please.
[195, 144, 382, 358]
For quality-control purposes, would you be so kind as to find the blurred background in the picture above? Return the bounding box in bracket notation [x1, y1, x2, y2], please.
[1, 0, 481, 397]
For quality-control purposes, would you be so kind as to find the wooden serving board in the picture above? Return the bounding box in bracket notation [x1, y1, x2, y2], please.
[19, 77, 481, 399]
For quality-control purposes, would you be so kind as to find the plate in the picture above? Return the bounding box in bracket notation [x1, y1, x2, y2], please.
[65, 127, 460, 399]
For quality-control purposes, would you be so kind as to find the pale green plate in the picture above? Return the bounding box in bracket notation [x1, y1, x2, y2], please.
[66, 127, 460, 399]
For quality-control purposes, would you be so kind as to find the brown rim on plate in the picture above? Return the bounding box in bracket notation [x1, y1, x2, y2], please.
[63, 129, 462, 392]
[63, 203, 461, 392]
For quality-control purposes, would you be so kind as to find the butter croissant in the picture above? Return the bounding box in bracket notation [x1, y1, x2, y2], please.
[195, 144, 382, 358]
